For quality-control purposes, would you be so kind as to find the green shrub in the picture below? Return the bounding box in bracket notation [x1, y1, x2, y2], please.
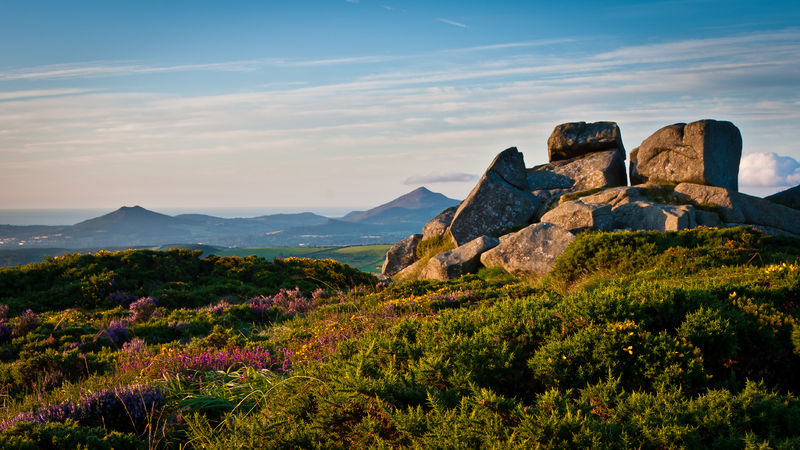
[0, 420, 143, 449]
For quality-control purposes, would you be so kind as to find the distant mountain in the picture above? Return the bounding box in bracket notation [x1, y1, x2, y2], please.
[0, 206, 331, 249]
[0, 188, 461, 250]
[342, 187, 459, 224]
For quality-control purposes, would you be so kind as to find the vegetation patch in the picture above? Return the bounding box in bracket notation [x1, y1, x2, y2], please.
[1, 228, 799, 447]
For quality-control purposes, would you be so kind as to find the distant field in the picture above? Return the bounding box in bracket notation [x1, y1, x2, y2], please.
[0, 244, 391, 273]
[215, 244, 391, 273]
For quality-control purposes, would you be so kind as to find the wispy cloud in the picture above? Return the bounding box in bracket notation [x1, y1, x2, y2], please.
[2, 29, 799, 207]
[405, 173, 478, 184]
[0, 88, 94, 101]
[437, 18, 468, 28]
[0, 61, 262, 81]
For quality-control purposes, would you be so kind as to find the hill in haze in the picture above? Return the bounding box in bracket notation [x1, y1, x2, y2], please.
[0, 187, 459, 249]
[341, 187, 460, 224]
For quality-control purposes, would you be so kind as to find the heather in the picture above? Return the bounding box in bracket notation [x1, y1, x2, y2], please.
[1, 227, 800, 447]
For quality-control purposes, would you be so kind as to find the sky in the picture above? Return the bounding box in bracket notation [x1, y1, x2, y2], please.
[1, 0, 799, 213]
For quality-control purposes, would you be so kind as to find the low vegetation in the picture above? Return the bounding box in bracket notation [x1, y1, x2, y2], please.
[0, 244, 391, 274]
[1, 227, 799, 448]
[215, 244, 390, 273]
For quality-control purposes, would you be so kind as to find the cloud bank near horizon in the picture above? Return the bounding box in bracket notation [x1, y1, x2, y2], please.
[740, 152, 800, 188]
[404, 172, 478, 185]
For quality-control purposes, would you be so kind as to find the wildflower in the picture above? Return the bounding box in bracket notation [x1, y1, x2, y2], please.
[104, 320, 130, 346]
[107, 291, 138, 308]
[11, 309, 40, 337]
[130, 297, 157, 322]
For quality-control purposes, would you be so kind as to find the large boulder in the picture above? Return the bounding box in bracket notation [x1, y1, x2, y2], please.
[381, 234, 423, 277]
[540, 200, 613, 233]
[630, 120, 742, 190]
[392, 259, 427, 281]
[422, 206, 458, 240]
[480, 223, 575, 277]
[420, 235, 499, 281]
[672, 182, 800, 234]
[578, 185, 648, 208]
[526, 149, 627, 220]
[528, 149, 627, 192]
[736, 193, 800, 236]
[447, 148, 539, 246]
[611, 201, 696, 232]
[765, 185, 800, 210]
[548, 122, 625, 162]
[673, 182, 744, 222]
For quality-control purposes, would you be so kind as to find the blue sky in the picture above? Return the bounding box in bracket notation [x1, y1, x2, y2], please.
[1, 0, 799, 211]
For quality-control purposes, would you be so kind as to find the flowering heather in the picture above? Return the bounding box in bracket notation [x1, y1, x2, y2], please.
[312, 288, 329, 301]
[122, 337, 149, 357]
[0, 385, 166, 433]
[201, 299, 232, 315]
[11, 309, 40, 337]
[104, 320, 130, 346]
[247, 295, 275, 317]
[0, 322, 10, 343]
[130, 296, 157, 322]
[108, 291, 138, 307]
[248, 287, 317, 316]
[0, 304, 8, 320]
[121, 346, 289, 377]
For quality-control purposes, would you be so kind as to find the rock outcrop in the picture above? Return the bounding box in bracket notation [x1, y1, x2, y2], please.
[766, 185, 800, 210]
[447, 148, 539, 246]
[630, 120, 742, 191]
[540, 200, 613, 233]
[422, 206, 457, 240]
[383, 118, 797, 282]
[547, 122, 625, 162]
[480, 223, 575, 276]
[381, 234, 422, 277]
[673, 183, 744, 222]
[611, 201, 696, 232]
[528, 149, 627, 193]
[420, 235, 499, 281]
[736, 194, 800, 236]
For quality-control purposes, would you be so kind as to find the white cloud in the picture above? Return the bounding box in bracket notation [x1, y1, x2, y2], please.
[437, 18, 468, 28]
[739, 152, 800, 187]
[404, 173, 478, 184]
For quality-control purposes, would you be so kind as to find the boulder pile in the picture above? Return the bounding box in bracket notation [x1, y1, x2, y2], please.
[383, 119, 800, 281]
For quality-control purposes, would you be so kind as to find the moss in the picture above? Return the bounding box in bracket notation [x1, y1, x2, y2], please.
[391, 235, 457, 281]
[559, 187, 605, 203]
[415, 235, 455, 260]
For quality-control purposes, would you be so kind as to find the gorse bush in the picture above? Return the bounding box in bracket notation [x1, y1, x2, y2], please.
[549, 225, 800, 283]
[0, 249, 376, 313]
[1, 231, 799, 447]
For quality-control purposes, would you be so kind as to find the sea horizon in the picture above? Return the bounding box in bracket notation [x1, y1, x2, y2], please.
[0, 206, 369, 226]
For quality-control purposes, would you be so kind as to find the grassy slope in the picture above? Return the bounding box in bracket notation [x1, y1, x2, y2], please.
[1, 227, 800, 448]
[215, 244, 391, 273]
[0, 244, 391, 274]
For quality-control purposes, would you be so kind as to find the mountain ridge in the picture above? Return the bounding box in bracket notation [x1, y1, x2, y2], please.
[0, 188, 460, 249]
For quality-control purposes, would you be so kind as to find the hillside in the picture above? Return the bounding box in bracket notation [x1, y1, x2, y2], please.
[342, 187, 459, 224]
[1, 227, 799, 447]
[0, 188, 458, 250]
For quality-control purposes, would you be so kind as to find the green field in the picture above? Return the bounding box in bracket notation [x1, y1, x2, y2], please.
[215, 244, 391, 273]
